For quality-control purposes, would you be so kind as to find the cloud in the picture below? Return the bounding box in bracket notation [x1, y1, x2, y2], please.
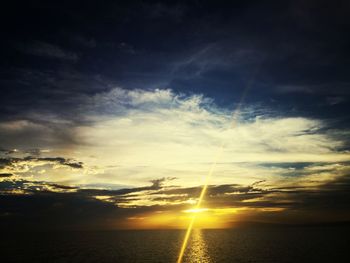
[326, 96, 346, 105]
[0, 156, 83, 180]
[72, 36, 96, 48]
[0, 119, 77, 149]
[118, 42, 136, 54]
[0, 173, 13, 178]
[0, 179, 78, 195]
[17, 41, 79, 61]
[1, 87, 349, 189]
[171, 44, 263, 78]
[0, 87, 350, 228]
[142, 2, 186, 20]
[40, 157, 83, 169]
[1, 164, 350, 229]
[69, 88, 350, 187]
[275, 83, 350, 95]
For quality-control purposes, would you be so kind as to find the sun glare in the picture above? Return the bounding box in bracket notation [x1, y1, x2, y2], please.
[183, 208, 209, 213]
[122, 206, 244, 230]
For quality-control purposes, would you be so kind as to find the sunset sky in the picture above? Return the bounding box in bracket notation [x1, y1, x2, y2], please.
[1, 0, 350, 230]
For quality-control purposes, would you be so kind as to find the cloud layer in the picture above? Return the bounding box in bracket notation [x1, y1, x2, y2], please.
[1, 88, 350, 228]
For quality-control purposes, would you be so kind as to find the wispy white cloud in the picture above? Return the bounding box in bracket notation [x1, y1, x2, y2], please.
[1, 88, 349, 189]
[72, 88, 350, 187]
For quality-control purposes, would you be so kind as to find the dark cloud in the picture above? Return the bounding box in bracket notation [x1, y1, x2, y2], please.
[0, 148, 51, 157]
[24, 148, 43, 156]
[40, 157, 83, 169]
[0, 173, 13, 178]
[0, 191, 120, 230]
[0, 156, 83, 170]
[16, 41, 79, 61]
[1, 170, 350, 229]
[0, 180, 76, 194]
[118, 42, 136, 54]
[71, 35, 97, 48]
[0, 118, 79, 149]
[79, 177, 173, 197]
[0, 0, 350, 123]
[0, 177, 181, 230]
[0, 148, 22, 155]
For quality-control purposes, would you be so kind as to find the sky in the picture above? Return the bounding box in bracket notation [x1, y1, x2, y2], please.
[1, 0, 350, 230]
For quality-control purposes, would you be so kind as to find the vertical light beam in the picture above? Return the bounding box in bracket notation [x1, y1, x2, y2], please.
[176, 64, 262, 263]
[176, 147, 222, 263]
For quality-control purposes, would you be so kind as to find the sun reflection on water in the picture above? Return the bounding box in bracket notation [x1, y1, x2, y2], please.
[185, 229, 211, 263]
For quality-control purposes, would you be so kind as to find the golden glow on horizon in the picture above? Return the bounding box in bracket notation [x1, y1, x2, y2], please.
[122, 207, 247, 229]
[121, 206, 295, 230]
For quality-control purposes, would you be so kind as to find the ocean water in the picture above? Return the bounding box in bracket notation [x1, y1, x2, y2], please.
[2, 227, 349, 262]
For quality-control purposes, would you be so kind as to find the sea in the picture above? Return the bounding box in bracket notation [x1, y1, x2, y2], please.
[2, 227, 349, 262]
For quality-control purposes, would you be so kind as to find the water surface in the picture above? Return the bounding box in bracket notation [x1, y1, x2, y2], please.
[2, 227, 349, 262]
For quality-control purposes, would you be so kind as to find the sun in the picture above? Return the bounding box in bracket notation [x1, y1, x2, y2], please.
[123, 207, 237, 229]
[183, 208, 209, 214]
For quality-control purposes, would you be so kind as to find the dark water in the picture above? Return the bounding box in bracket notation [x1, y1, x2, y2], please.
[2, 227, 349, 262]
